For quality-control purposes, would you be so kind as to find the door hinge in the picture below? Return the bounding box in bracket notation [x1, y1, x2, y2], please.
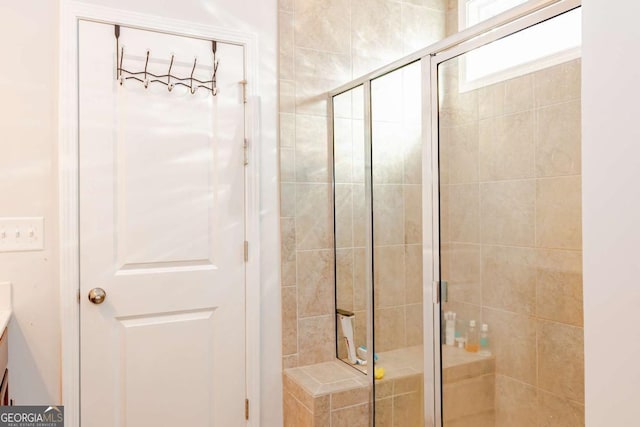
[77, 289, 80, 304]
[245, 398, 249, 420]
[240, 80, 248, 104]
[243, 138, 249, 166]
[433, 280, 448, 304]
[244, 241, 249, 262]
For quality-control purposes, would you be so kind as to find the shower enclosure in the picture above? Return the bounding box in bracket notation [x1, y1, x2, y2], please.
[330, 0, 583, 425]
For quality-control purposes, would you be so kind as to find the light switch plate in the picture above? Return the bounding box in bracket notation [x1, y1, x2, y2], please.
[0, 217, 44, 252]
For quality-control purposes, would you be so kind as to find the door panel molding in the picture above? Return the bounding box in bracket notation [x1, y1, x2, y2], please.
[59, 2, 261, 425]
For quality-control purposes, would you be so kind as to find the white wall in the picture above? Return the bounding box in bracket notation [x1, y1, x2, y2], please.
[0, 0, 281, 425]
[582, 1, 640, 425]
[0, 0, 61, 405]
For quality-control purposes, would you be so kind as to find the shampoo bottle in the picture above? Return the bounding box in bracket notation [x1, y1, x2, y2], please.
[465, 320, 479, 353]
[479, 323, 491, 356]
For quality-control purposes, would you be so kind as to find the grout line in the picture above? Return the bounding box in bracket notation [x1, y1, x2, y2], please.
[298, 313, 335, 320]
[298, 111, 341, 120]
[535, 316, 584, 329]
[472, 96, 580, 124]
[444, 171, 582, 186]
[494, 373, 585, 406]
[295, 248, 336, 254]
[445, 239, 582, 252]
[478, 305, 585, 328]
[534, 96, 581, 110]
[533, 72, 540, 390]
[292, 181, 333, 186]
[331, 400, 369, 412]
[294, 284, 299, 355]
[291, 42, 352, 58]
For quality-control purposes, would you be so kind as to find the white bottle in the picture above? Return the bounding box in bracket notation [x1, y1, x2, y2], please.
[445, 312, 456, 346]
[465, 320, 479, 353]
[338, 313, 357, 364]
[479, 323, 491, 356]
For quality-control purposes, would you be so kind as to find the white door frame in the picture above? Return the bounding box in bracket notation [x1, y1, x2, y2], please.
[58, 2, 262, 426]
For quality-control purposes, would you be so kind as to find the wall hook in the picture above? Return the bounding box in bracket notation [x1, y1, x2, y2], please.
[211, 41, 219, 95]
[113, 24, 220, 96]
[118, 46, 125, 84]
[167, 54, 174, 91]
[143, 50, 150, 88]
[189, 57, 198, 94]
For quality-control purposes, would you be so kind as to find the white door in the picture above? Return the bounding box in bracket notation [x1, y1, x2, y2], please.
[78, 21, 247, 426]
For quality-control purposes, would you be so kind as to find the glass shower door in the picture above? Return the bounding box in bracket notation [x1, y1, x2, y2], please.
[436, 7, 584, 427]
[370, 60, 425, 427]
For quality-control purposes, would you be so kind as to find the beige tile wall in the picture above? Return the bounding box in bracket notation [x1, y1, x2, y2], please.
[279, 0, 447, 371]
[440, 57, 584, 427]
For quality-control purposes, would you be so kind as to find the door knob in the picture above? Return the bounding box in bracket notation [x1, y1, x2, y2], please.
[88, 288, 107, 304]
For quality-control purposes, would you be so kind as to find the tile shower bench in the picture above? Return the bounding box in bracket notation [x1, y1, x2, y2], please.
[283, 345, 495, 427]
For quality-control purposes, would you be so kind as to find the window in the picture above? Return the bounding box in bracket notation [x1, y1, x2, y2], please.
[458, 0, 581, 91]
[460, 0, 529, 29]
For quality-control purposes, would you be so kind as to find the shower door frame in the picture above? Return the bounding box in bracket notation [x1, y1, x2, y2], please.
[428, 1, 581, 425]
[328, 0, 581, 425]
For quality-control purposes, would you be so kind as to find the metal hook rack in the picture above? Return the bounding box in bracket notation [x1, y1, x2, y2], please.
[114, 25, 219, 95]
